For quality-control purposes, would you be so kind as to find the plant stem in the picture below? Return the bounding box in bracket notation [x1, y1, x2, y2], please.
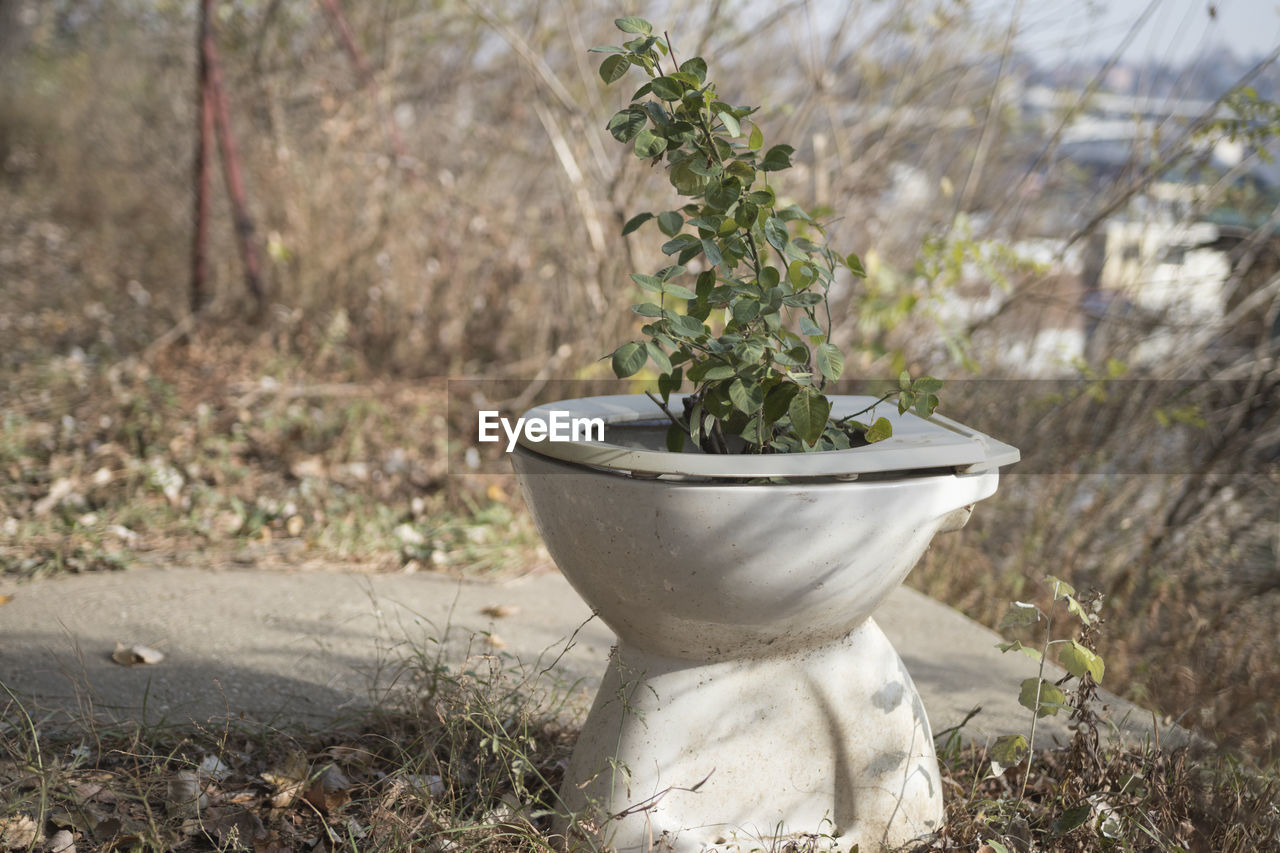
[644, 390, 693, 441]
[836, 392, 895, 424]
[1020, 603, 1056, 803]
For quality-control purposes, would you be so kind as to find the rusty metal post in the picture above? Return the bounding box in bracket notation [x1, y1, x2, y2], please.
[190, 0, 214, 313]
[203, 21, 265, 312]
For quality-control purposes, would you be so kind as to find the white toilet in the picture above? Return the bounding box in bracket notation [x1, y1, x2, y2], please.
[511, 395, 1018, 852]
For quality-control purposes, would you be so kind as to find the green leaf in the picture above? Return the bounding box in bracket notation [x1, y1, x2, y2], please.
[663, 283, 698, 300]
[763, 217, 788, 253]
[599, 54, 630, 85]
[912, 375, 944, 394]
[788, 260, 819, 289]
[678, 56, 707, 82]
[630, 273, 663, 292]
[864, 416, 892, 443]
[999, 601, 1041, 630]
[669, 160, 706, 194]
[701, 364, 736, 381]
[695, 270, 716, 299]
[799, 316, 824, 337]
[615, 16, 652, 34]
[1019, 677, 1066, 718]
[607, 107, 646, 142]
[658, 367, 682, 401]
[645, 342, 673, 374]
[729, 378, 763, 414]
[996, 639, 1043, 662]
[631, 302, 664, 317]
[717, 110, 741, 137]
[760, 144, 795, 172]
[621, 212, 653, 235]
[1047, 575, 1076, 600]
[788, 388, 830, 447]
[668, 313, 705, 337]
[1065, 594, 1096, 625]
[657, 210, 684, 237]
[665, 423, 686, 452]
[763, 382, 799, 423]
[651, 76, 683, 100]
[701, 239, 723, 267]
[747, 123, 764, 151]
[706, 179, 741, 211]
[990, 733, 1028, 776]
[845, 253, 866, 277]
[611, 341, 647, 378]
[1059, 640, 1105, 683]
[731, 299, 759, 324]
[1054, 803, 1093, 834]
[633, 128, 667, 158]
[914, 392, 939, 418]
[661, 234, 700, 256]
[815, 342, 844, 382]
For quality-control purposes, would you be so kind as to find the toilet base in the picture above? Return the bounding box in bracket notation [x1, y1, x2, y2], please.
[557, 618, 943, 853]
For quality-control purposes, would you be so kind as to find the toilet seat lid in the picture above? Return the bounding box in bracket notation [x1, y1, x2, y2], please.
[515, 394, 1019, 478]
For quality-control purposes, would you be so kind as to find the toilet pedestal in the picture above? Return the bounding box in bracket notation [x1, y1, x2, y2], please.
[561, 620, 941, 853]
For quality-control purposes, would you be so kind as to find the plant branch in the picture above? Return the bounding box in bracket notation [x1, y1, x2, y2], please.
[644, 390, 692, 440]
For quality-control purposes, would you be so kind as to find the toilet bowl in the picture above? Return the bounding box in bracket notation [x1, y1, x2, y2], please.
[510, 395, 1017, 852]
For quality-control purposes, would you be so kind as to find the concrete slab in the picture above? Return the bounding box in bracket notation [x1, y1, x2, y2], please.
[0, 567, 1178, 749]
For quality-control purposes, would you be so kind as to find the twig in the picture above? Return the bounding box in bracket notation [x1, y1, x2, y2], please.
[644, 390, 692, 442]
[835, 392, 895, 424]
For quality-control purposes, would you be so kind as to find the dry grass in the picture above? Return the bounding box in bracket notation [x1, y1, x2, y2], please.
[1, 646, 581, 852]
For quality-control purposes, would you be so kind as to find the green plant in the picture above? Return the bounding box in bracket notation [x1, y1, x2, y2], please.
[992, 576, 1107, 802]
[596, 18, 941, 453]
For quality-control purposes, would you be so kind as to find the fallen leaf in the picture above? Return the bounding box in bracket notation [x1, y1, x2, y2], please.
[112, 643, 165, 666]
[70, 781, 115, 804]
[199, 755, 232, 780]
[46, 829, 75, 853]
[202, 807, 267, 848]
[480, 604, 519, 619]
[167, 770, 208, 816]
[0, 594, 11, 606]
[402, 774, 445, 798]
[0, 815, 41, 849]
[303, 765, 351, 813]
[261, 750, 309, 808]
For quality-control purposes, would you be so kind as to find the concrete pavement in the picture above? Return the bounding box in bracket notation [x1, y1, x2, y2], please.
[0, 566, 1179, 749]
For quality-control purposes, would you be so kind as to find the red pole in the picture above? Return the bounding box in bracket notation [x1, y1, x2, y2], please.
[203, 20, 265, 312]
[190, 0, 214, 313]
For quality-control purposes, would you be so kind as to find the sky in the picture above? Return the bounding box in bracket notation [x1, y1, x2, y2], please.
[1017, 0, 1280, 64]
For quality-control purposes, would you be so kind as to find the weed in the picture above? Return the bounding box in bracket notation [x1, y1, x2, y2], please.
[0, 635, 584, 852]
